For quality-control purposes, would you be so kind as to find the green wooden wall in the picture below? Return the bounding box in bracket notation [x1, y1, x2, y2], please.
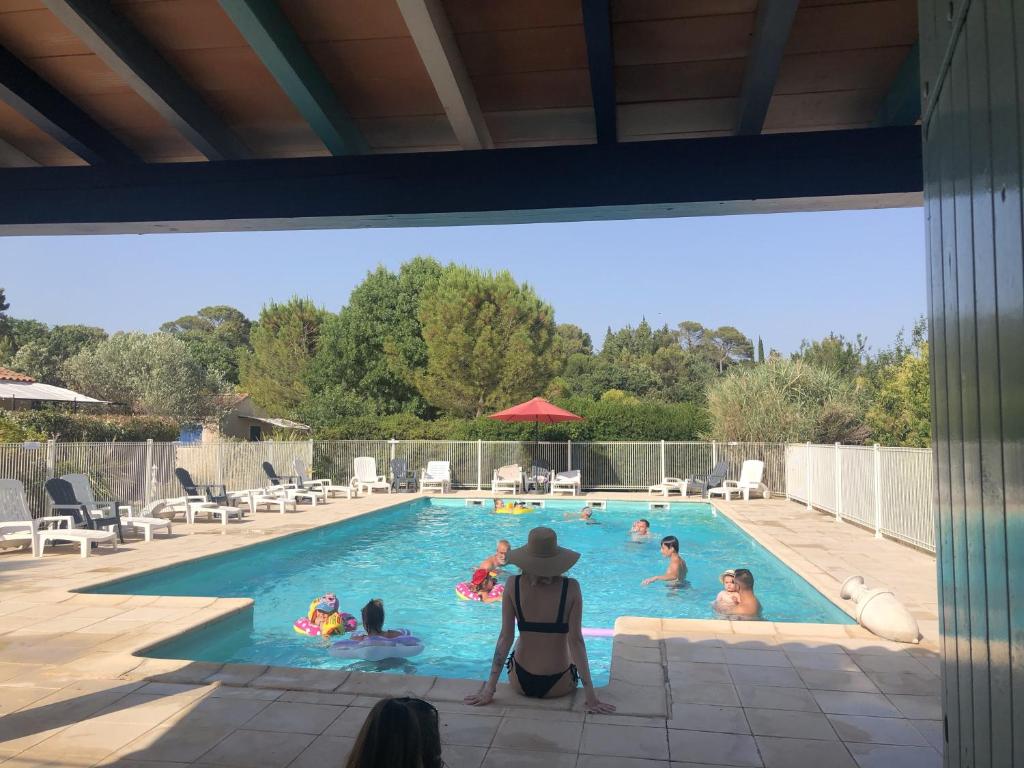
[919, 1, 1024, 766]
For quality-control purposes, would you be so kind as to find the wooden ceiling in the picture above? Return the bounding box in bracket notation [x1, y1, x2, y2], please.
[0, 0, 918, 166]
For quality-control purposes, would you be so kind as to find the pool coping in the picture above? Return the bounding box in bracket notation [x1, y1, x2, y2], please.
[4, 491, 920, 719]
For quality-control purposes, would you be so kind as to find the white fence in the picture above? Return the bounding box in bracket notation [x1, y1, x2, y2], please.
[0, 438, 935, 553]
[785, 442, 936, 552]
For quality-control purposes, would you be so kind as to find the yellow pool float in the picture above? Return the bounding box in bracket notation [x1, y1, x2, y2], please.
[493, 502, 533, 514]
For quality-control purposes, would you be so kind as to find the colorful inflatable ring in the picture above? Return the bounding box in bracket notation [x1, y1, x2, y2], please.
[329, 629, 425, 661]
[456, 581, 504, 601]
[293, 597, 357, 637]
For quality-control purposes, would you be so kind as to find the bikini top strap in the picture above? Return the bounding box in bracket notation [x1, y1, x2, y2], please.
[555, 577, 570, 624]
[514, 575, 524, 622]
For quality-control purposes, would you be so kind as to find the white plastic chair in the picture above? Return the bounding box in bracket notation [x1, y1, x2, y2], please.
[708, 460, 770, 501]
[0, 479, 117, 558]
[63, 474, 172, 542]
[648, 477, 688, 497]
[550, 469, 582, 496]
[293, 458, 356, 499]
[354, 457, 391, 494]
[420, 461, 451, 493]
[492, 464, 522, 494]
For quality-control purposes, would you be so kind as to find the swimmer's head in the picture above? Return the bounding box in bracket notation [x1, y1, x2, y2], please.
[362, 598, 385, 634]
[496, 539, 511, 563]
[733, 568, 754, 590]
[660, 535, 679, 554]
[720, 569, 737, 592]
[635, 518, 650, 533]
[581, 507, 593, 519]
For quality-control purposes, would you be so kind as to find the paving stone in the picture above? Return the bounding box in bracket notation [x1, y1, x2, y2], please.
[812, 691, 901, 717]
[242, 701, 346, 734]
[491, 716, 583, 753]
[756, 735, 857, 768]
[745, 708, 838, 740]
[580, 722, 669, 760]
[798, 669, 880, 693]
[668, 729, 761, 766]
[195, 728, 315, 767]
[827, 713, 929, 746]
[668, 703, 749, 734]
[481, 747, 577, 767]
[735, 684, 820, 712]
[288, 734, 355, 768]
[438, 712, 502, 747]
[844, 742, 942, 768]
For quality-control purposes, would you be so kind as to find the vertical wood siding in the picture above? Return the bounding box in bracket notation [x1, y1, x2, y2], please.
[920, 0, 1024, 763]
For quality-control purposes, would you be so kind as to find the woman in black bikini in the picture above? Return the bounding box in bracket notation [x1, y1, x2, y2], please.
[464, 526, 615, 714]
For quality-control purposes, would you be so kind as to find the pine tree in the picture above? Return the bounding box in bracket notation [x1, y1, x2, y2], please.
[757, 336, 765, 363]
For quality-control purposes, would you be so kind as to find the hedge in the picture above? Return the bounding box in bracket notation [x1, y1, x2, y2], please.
[2, 410, 180, 442]
[315, 398, 708, 442]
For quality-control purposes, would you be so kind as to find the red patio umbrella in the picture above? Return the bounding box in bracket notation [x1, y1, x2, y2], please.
[489, 397, 582, 488]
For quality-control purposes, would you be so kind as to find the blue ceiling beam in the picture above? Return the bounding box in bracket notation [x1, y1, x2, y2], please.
[0, 44, 137, 165]
[42, 0, 249, 161]
[735, 0, 800, 135]
[0, 127, 922, 235]
[217, 0, 367, 155]
[581, 0, 616, 144]
[875, 42, 921, 126]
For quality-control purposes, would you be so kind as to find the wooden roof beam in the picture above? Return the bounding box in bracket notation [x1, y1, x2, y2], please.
[0, 137, 39, 168]
[875, 42, 921, 126]
[0, 44, 137, 165]
[42, 0, 249, 161]
[735, 0, 800, 135]
[218, 0, 367, 155]
[581, 0, 616, 144]
[396, 0, 491, 150]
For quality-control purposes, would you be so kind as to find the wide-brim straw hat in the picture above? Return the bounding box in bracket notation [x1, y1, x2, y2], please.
[507, 527, 580, 577]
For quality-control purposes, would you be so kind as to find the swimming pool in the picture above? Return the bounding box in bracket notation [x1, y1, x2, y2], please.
[88, 498, 852, 685]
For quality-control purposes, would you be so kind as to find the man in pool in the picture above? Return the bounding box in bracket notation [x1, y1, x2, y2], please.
[641, 535, 687, 586]
[727, 568, 762, 618]
[564, 506, 600, 524]
[631, 519, 651, 540]
[478, 539, 512, 573]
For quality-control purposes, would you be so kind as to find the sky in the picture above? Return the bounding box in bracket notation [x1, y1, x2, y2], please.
[0, 207, 926, 355]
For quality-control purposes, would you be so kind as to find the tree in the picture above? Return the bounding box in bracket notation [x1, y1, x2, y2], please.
[160, 305, 252, 384]
[8, 324, 107, 385]
[239, 297, 327, 415]
[63, 332, 227, 423]
[307, 257, 446, 416]
[793, 332, 866, 380]
[677, 321, 707, 350]
[0, 288, 11, 362]
[417, 268, 556, 417]
[866, 338, 930, 447]
[757, 337, 765, 364]
[705, 358, 868, 443]
[550, 324, 593, 368]
[708, 326, 754, 373]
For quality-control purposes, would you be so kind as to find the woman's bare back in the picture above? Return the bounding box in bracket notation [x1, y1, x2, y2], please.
[512, 576, 579, 675]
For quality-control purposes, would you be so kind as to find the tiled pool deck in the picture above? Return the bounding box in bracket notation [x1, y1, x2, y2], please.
[0, 492, 942, 767]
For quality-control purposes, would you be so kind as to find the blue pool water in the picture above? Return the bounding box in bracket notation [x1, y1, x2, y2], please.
[88, 498, 852, 685]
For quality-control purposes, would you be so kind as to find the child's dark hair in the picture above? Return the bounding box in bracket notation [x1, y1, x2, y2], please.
[344, 697, 442, 768]
[661, 535, 680, 552]
[639, 518, 650, 527]
[361, 599, 385, 635]
[734, 568, 755, 588]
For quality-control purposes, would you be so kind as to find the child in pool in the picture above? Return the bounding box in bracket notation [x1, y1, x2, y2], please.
[469, 569, 502, 603]
[311, 593, 340, 627]
[713, 570, 740, 613]
[350, 599, 406, 640]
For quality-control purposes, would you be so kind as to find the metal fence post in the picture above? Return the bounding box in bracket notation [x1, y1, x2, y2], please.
[711, 440, 717, 471]
[659, 440, 666, 481]
[45, 439, 56, 480]
[873, 443, 882, 538]
[834, 442, 842, 522]
[477, 440, 482, 491]
[389, 438, 397, 463]
[567, 440, 572, 471]
[805, 441, 812, 511]
[216, 442, 224, 487]
[144, 439, 154, 504]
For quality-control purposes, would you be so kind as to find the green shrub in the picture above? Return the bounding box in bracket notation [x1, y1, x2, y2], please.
[8, 410, 179, 442]
[313, 398, 707, 441]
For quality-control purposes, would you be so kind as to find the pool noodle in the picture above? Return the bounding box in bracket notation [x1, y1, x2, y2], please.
[582, 627, 614, 638]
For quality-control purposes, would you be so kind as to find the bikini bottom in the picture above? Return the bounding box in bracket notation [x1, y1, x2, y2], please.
[506, 651, 579, 698]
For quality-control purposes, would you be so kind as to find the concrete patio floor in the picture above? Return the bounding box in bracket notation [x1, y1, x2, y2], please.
[0, 490, 941, 767]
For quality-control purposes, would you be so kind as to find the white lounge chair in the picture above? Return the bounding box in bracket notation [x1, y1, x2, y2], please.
[550, 470, 582, 496]
[492, 464, 522, 494]
[63, 474, 172, 542]
[420, 461, 451, 493]
[234, 486, 299, 515]
[174, 468, 246, 525]
[0, 479, 117, 558]
[354, 457, 391, 494]
[293, 458, 357, 499]
[648, 477, 688, 497]
[708, 460, 770, 501]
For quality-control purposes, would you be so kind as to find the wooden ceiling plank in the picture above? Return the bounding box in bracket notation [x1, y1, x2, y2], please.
[0, 43, 137, 164]
[0, 135, 38, 167]
[217, 0, 367, 155]
[874, 40, 920, 125]
[735, 0, 800, 135]
[396, 0, 491, 150]
[581, 0, 615, 143]
[42, 0, 248, 160]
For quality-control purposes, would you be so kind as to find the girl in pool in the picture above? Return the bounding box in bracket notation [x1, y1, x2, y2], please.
[713, 570, 741, 613]
[469, 569, 503, 603]
[351, 598, 406, 640]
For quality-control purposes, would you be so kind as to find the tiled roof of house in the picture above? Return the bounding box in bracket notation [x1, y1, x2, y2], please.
[0, 367, 34, 383]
